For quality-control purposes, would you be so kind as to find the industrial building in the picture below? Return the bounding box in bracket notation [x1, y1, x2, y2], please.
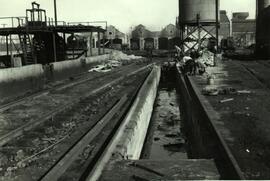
[104, 25, 126, 49]
[232, 12, 256, 47]
[130, 24, 181, 50]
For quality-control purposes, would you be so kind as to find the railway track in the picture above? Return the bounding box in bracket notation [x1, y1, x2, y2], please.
[0, 64, 152, 146]
[0, 64, 152, 180]
[0, 63, 147, 112]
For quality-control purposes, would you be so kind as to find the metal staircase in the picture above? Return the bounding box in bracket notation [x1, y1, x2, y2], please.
[19, 33, 36, 64]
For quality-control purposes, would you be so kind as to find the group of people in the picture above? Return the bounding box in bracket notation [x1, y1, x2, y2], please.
[174, 46, 206, 75]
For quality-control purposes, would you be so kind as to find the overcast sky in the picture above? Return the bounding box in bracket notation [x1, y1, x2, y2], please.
[0, 0, 256, 32]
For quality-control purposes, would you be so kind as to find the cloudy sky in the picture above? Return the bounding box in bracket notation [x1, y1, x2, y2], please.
[0, 0, 256, 32]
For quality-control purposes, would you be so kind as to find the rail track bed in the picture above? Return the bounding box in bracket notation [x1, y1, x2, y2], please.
[0, 62, 150, 145]
[0, 63, 151, 181]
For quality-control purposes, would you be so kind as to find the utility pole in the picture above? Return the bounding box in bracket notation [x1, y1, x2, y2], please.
[215, 0, 219, 51]
[54, 0, 57, 26]
[53, 0, 58, 62]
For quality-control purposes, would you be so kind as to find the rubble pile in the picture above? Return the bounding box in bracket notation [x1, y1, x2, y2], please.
[199, 49, 215, 67]
[89, 51, 143, 73]
[109, 51, 142, 61]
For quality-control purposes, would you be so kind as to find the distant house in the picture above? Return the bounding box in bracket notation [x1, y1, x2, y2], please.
[106, 25, 125, 42]
[160, 24, 179, 38]
[232, 12, 256, 47]
[130, 24, 180, 50]
[105, 25, 126, 49]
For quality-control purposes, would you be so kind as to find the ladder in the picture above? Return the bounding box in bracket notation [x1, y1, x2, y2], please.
[19, 33, 36, 65]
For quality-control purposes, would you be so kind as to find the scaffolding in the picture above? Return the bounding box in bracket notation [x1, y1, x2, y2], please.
[0, 2, 107, 67]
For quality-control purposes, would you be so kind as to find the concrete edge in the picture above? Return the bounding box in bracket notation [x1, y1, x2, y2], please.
[180, 69, 245, 179]
[86, 65, 160, 181]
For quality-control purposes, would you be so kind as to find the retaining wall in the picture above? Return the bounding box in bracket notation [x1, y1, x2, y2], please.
[0, 64, 45, 101]
[43, 54, 111, 82]
[112, 66, 161, 160]
[175, 67, 244, 179]
[0, 54, 111, 101]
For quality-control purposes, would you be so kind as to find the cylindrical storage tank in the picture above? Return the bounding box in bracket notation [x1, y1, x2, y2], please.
[179, 0, 220, 24]
[257, 0, 270, 14]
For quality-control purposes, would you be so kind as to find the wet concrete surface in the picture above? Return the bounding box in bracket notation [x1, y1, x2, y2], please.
[141, 67, 187, 160]
[147, 89, 187, 160]
[190, 60, 270, 179]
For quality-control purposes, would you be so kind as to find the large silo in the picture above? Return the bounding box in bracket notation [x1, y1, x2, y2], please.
[179, 0, 219, 24]
[256, 0, 270, 59]
[178, 0, 220, 53]
[256, 5, 270, 58]
[257, 0, 270, 15]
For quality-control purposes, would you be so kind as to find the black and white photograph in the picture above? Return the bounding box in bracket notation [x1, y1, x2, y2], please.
[0, 0, 269, 180]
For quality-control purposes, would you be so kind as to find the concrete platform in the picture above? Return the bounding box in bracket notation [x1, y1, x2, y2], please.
[99, 159, 220, 181]
[188, 60, 270, 179]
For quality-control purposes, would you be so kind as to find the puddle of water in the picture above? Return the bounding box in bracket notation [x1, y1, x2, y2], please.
[148, 89, 187, 160]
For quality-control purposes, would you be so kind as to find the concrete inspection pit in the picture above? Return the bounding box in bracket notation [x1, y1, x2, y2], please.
[96, 63, 223, 181]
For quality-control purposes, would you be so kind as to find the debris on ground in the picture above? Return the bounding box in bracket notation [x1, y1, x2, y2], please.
[110, 51, 142, 61]
[237, 90, 252, 94]
[202, 87, 252, 96]
[207, 74, 215, 85]
[219, 98, 234, 103]
[0, 153, 8, 167]
[88, 64, 112, 73]
[200, 49, 215, 67]
[202, 87, 219, 96]
[218, 87, 237, 95]
[88, 51, 143, 73]
[15, 150, 25, 161]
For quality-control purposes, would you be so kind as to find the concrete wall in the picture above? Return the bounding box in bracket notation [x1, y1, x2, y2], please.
[51, 58, 85, 81]
[175, 67, 244, 179]
[0, 64, 45, 101]
[112, 66, 161, 160]
[0, 54, 111, 101]
[46, 54, 111, 82]
[85, 54, 110, 68]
